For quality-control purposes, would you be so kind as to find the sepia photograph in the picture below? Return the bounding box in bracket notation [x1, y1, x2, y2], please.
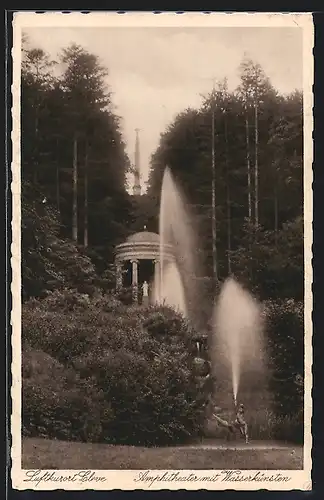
[10, 11, 313, 491]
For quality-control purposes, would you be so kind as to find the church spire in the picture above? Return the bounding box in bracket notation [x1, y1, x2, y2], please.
[133, 128, 142, 196]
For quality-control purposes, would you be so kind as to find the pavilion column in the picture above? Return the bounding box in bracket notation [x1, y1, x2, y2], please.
[115, 260, 123, 291]
[153, 258, 160, 303]
[131, 259, 139, 303]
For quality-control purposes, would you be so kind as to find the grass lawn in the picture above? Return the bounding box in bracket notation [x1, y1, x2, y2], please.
[23, 438, 303, 470]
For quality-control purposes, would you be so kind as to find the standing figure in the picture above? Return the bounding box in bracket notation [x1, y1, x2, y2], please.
[142, 280, 149, 305]
[233, 403, 249, 444]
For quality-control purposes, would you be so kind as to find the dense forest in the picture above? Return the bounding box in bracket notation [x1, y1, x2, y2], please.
[148, 59, 303, 302]
[21, 36, 138, 300]
[22, 35, 303, 304]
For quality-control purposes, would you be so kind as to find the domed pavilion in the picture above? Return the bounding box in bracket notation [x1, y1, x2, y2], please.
[115, 227, 174, 304]
[116, 129, 175, 304]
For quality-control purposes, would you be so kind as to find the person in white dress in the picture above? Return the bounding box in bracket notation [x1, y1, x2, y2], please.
[142, 281, 149, 305]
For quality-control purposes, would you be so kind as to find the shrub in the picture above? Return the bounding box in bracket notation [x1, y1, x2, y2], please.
[143, 308, 188, 338]
[22, 181, 98, 301]
[22, 295, 204, 446]
[116, 286, 133, 305]
[91, 292, 124, 312]
[22, 344, 114, 442]
[271, 411, 304, 444]
[263, 299, 304, 443]
[77, 347, 203, 446]
[23, 304, 99, 365]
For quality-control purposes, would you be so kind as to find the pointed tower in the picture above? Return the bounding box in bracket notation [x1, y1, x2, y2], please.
[133, 128, 142, 196]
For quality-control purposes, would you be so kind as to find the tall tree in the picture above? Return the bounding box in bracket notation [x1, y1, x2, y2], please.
[245, 102, 252, 221]
[84, 141, 89, 248]
[21, 45, 57, 184]
[217, 78, 232, 274]
[72, 135, 78, 242]
[211, 87, 218, 282]
[21, 40, 133, 297]
[59, 43, 110, 242]
[148, 59, 302, 299]
[267, 91, 303, 235]
[254, 95, 259, 227]
[237, 57, 277, 229]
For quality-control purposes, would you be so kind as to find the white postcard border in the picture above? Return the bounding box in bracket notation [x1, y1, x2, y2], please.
[10, 11, 314, 491]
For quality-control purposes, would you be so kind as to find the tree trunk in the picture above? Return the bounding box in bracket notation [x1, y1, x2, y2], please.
[245, 111, 252, 221]
[56, 163, 60, 213]
[274, 177, 278, 246]
[72, 135, 78, 242]
[33, 104, 39, 185]
[56, 138, 60, 213]
[224, 111, 231, 275]
[254, 100, 259, 228]
[211, 106, 218, 282]
[244, 105, 254, 280]
[33, 153, 38, 185]
[84, 142, 89, 248]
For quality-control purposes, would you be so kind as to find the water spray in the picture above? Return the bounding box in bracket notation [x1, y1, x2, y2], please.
[213, 277, 264, 421]
[154, 167, 194, 317]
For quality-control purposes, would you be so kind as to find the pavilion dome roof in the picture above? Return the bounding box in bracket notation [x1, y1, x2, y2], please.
[125, 231, 160, 244]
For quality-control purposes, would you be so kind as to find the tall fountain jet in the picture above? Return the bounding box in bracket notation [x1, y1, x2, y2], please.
[154, 167, 202, 322]
[212, 277, 266, 406]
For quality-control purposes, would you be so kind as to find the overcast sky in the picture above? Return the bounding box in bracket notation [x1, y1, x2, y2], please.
[24, 26, 303, 189]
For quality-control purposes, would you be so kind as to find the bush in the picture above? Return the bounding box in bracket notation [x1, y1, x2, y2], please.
[22, 181, 99, 301]
[271, 411, 304, 444]
[22, 294, 205, 446]
[263, 298, 304, 443]
[41, 288, 92, 312]
[77, 348, 203, 446]
[143, 308, 191, 339]
[22, 344, 114, 442]
[116, 286, 133, 305]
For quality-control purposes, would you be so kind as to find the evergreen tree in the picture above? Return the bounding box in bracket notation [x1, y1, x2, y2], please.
[147, 58, 303, 300]
[21, 38, 133, 297]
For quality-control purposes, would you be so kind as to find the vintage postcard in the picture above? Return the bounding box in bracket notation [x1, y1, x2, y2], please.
[11, 11, 313, 491]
